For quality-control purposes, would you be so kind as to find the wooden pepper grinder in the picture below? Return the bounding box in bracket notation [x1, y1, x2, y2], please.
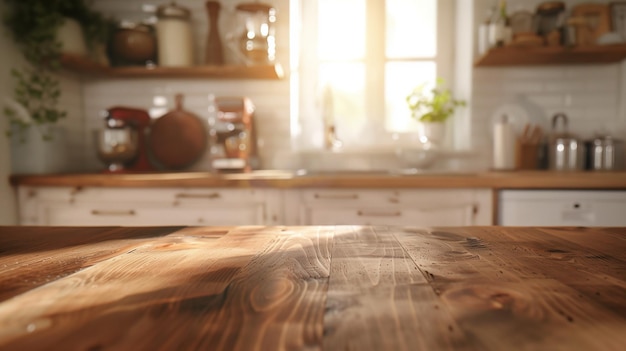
[205, 1, 224, 65]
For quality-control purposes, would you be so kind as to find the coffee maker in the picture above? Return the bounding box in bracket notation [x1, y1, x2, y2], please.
[209, 97, 258, 172]
[95, 107, 153, 172]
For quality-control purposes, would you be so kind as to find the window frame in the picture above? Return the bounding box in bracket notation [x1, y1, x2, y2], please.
[290, 0, 456, 150]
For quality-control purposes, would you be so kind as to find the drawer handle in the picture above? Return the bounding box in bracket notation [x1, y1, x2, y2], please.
[357, 210, 402, 217]
[91, 210, 136, 216]
[314, 193, 359, 200]
[175, 193, 221, 199]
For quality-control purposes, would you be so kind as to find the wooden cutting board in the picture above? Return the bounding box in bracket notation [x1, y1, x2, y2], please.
[148, 94, 207, 170]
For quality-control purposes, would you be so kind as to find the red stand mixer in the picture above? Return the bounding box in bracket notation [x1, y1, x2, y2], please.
[95, 107, 153, 172]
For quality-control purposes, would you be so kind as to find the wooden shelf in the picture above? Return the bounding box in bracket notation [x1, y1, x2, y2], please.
[60, 54, 284, 80]
[474, 44, 626, 67]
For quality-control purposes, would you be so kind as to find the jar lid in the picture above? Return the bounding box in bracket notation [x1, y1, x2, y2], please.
[536, 2, 565, 14]
[157, 2, 191, 19]
[236, 2, 274, 13]
[116, 20, 153, 32]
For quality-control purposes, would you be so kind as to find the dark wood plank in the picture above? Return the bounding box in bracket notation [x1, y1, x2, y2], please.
[535, 227, 626, 261]
[407, 226, 626, 351]
[474, 44, 626, 66]
[323, 226, 476, 351]
[0, 226, 332, 351]
[193, 226, 333, 351]
[0, 226, 276, 350]
[0, 226, 183, 302]
[60, 53, 284, 79]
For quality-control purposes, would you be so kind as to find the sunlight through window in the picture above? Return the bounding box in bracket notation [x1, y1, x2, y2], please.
[293, 0, 448, 149]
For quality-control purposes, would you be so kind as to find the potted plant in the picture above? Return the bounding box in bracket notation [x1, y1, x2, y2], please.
[3, 0, 114, 132]
[2, 0, 113, 173]
[406, 78, 466, 145]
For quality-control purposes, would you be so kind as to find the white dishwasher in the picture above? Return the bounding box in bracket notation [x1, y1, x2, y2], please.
[499, 190, 626, 226]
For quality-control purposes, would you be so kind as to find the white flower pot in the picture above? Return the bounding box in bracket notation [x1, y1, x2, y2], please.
[56, 17, 87, 57]
[10, 124, 68, 174]
[417, 121, 446, 145]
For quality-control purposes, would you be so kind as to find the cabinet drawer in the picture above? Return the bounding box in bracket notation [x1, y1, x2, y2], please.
[302, 204, 476, 226]
[499, 190, 626, 226]
[68, 187, 267, 204]
[40, 203, 265, 226]
[300, 189, 478, 207]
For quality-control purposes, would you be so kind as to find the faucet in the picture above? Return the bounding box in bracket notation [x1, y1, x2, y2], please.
[322, 85, 342, 151]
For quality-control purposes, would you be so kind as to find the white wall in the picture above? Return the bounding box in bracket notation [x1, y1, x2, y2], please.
[0, 1, 18, 224]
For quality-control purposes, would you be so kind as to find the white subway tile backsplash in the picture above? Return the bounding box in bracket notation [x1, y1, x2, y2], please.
[472, 60, 624, 161]
[495, 67, 566, 80]
[525, 94, 564, 108]
[502, 82, 544, 93]
[564, 94, 618, 108]
[585, 80, 620, 92]
[544, 82, 585, 92]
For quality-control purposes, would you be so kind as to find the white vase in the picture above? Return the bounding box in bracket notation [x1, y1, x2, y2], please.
[417, 121, 446, 145]
[56, 17, 87, 57]
[10, 124, 68, 174]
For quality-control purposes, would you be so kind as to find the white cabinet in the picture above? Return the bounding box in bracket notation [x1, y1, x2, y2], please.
[499, 190, 626, 227]
[17, 187, 283, 226]
[17, 186, 493, 226]
[284, 188, 493, 226]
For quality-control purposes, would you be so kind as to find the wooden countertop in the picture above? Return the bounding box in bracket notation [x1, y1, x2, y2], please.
[8, 170, 626, 189]
[1, 225, 625, 350]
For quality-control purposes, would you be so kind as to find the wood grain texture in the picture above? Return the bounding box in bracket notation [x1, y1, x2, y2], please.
[474, 44, 626, 66]
[401, 227, 626, 351]
[60, 54, 284, 80]
[9, 171, 626, 189]
[0, 226, 332, 351]
[323, 226, 474, 351]
[0, 226, 182, 301]
[0, 225, 625, 351]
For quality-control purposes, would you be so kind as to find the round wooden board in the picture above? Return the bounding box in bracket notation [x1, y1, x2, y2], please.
[148, 95, 207, 170]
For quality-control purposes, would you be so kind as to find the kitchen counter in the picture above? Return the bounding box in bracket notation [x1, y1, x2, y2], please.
[8, 170, 626, 189]
[1, 225, 625, 350]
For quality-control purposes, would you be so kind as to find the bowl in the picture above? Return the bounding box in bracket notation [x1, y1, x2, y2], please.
[94, 128, 138, 172]
[396, 145, 439, 170]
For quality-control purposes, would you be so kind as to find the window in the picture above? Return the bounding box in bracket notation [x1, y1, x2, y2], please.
[290, 0, 455, 150]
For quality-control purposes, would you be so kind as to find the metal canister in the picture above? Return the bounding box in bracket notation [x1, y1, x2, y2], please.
[548, 113, 585, 171]
[587, 136, 624, 171]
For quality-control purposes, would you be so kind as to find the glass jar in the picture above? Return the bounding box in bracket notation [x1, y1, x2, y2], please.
[110, 21, 157, 66]
[235, 2, 276, 64]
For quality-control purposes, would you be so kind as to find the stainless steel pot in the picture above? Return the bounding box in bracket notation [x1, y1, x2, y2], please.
[548, 113, 585, 171]
[587, 136, 624, 171]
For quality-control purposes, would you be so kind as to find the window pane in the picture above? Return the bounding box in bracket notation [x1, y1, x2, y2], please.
[319, 63, 366, 145]
[385, 61, 436, 132]
[386, 0, 437, 58]
[318, 0, 365, 60]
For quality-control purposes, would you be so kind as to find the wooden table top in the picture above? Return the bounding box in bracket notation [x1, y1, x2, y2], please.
[9, 170, 626, 189]
[1, 225, 625, 350]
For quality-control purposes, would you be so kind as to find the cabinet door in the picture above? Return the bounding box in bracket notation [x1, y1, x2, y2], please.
[39, 202, 265, 226]
[18, 186, 280, 226]
[499, 190, 626, 226]
[287, 188, 492, 226]
[302, 204, 477, 226]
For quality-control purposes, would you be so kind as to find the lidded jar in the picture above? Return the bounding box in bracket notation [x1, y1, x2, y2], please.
[235, 2, 276, 64]
[110, 21, 157, 66]
[155, 2, 194, 67]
